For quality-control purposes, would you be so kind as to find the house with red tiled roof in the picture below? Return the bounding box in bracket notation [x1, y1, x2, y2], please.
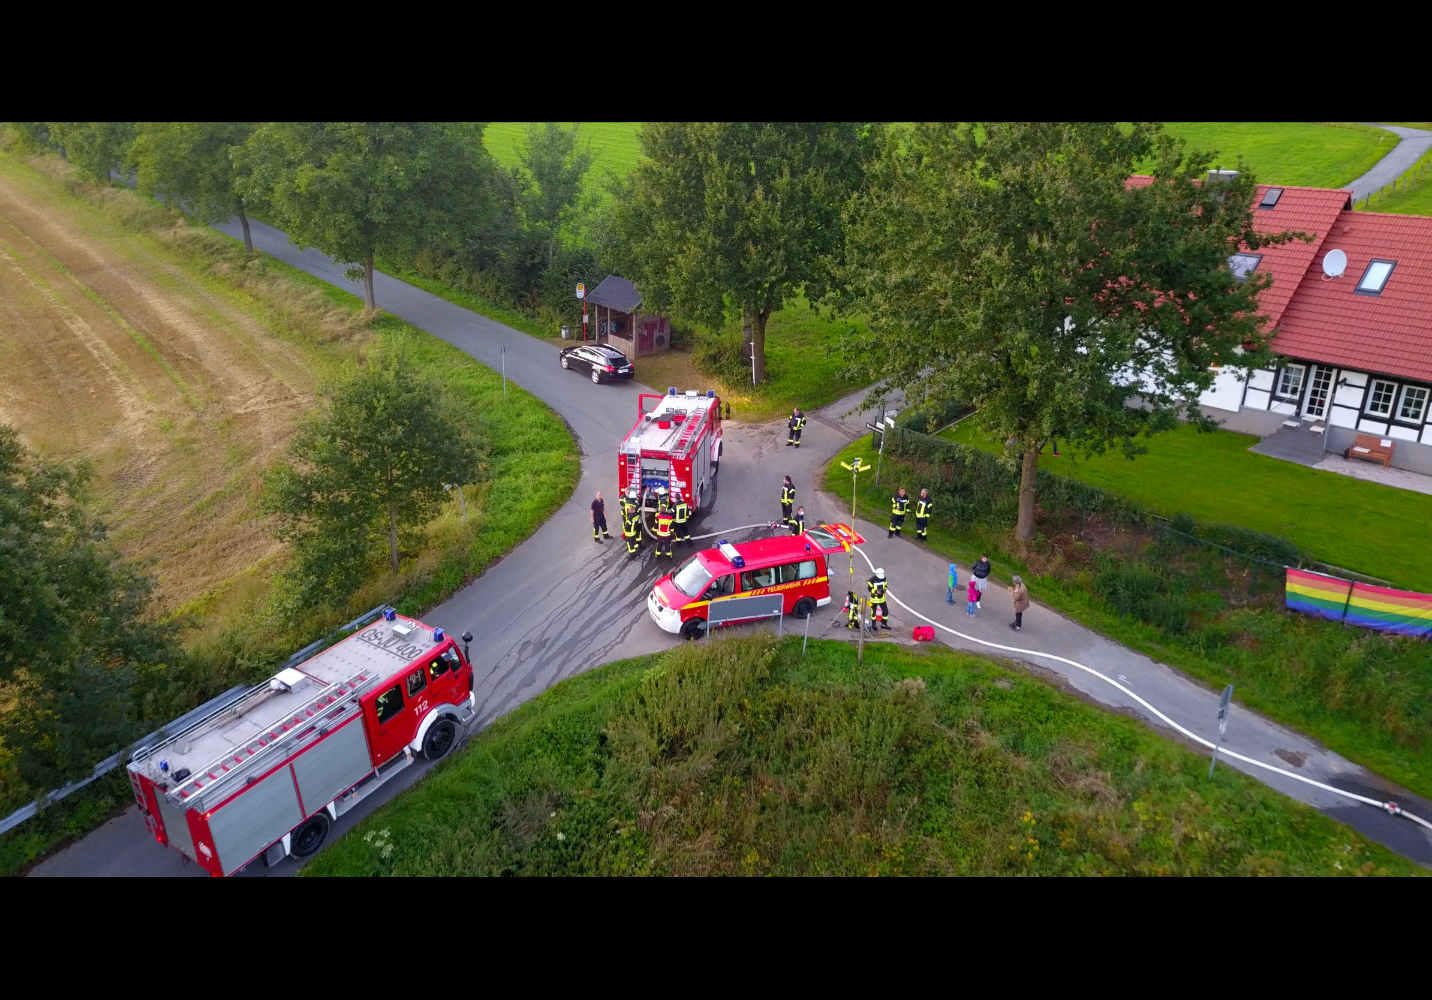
[1156, 175, 1432, 474]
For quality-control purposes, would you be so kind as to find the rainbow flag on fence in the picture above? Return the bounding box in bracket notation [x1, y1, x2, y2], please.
[1285, 569, 1432, 637]
[1285, 569, 1354, 621]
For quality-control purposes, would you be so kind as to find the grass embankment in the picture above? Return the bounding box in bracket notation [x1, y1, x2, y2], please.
[939, 419, 1432, 591]
[825, 437, 1432, 801]
[0, 147, 578, 873]
[303, 636, 1416, 876]
[1358, 147, 1432, 217]
[1159, 122, 1396, 188]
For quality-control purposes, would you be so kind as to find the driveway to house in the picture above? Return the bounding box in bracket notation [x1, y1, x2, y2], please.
[33, 223, 1431, 874]
[1349, 124, 1432, 202]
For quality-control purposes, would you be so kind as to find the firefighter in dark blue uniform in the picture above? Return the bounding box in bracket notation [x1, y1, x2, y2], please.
[888, 488, 910, 539]
[780, 476, 796, 528]
[914, 488, 933, 541]
[672, 490, 692, 547]
[787, 407, 807, 447]
[867, 568, 890, 629]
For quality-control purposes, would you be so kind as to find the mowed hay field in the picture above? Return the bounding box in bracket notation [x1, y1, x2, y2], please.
[0, 154, 353, 611]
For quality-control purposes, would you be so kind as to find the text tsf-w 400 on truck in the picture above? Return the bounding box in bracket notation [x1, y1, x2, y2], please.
[127, 611, 475, 876]
[620, 388, 723, 514]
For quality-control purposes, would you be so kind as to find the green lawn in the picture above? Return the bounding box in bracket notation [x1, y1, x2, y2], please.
[1160, 122, 1396, 188]
[301, 636, 1416, 876]
[940, 418, 1432, 591]
[483, 122, 642, 188]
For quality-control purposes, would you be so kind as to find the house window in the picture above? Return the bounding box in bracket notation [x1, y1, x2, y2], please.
[1356, 259, 1396, 295]
[1228, 253, 1263, 281]
[1365, 379, 1398, 416]
[1276, 364, 1305, 398]
[1259, 188, 1283, 209]
[1398, 385, 1428, 424]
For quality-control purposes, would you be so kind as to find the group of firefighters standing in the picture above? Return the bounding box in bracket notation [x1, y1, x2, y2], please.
[593, 402, 942, 637]
[599, 485, 691, 559]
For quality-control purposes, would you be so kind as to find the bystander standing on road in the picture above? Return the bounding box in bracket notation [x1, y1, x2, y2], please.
[1009, 576, 1029, 631]
[946, 563, 958, 605]
[971, 554, 991, 608]
[967, 577, 979, 617]
[591, 491, 610, 543]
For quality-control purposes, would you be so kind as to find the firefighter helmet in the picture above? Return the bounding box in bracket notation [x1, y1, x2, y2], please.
[875, 568, 886, 580]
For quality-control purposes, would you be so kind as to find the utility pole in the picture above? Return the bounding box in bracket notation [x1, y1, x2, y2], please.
[500, 345, 507, 399]
[839, 457, 867, 597]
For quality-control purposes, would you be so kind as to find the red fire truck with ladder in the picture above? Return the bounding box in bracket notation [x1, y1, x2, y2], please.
[126, 610, 475, 876]
[620, 388, 723, 525]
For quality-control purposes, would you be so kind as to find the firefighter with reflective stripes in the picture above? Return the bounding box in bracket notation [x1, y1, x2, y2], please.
[787, 407, 807, 447]
[673, 490, 692, 547]
[868, 569, 891, 629]
[888, 488, 910, 538]
[842, 591, 859, 629]
[622, 490, 642, 557]
[653, 487, 676, 558]
[788, 505, 805, 536]
[914, 488, 933, 541]
[780, 476, 796, 527]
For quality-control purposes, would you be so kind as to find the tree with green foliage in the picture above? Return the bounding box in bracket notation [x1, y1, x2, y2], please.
[262, 355, 486, 607]
[240, 122, 498, 312]
[131, 122, 259, 253]
[45, 122, 136, 183]
[611, 122, 871, 383]
[847, 122, 1299, 543]
[516, 122, 592, 269]
[0, 424, 166, 792]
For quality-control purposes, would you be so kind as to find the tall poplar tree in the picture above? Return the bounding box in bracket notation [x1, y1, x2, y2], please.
[848, 122, 1300, 543]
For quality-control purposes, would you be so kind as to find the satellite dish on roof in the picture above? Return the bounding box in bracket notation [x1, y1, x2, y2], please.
[1323, 249, 1347, 278]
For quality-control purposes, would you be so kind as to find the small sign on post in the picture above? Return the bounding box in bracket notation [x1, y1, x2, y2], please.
[575, 283, 586, 299]
[1208, 683, 1234, 779]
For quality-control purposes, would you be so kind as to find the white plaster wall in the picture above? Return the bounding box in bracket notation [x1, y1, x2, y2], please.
[1199, 367, 1247, 411]
[1244, 387, 1271, 411]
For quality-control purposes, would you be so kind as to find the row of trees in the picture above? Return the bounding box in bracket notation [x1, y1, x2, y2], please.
[613, 122, 1291, 541]
[16, 122, 594, 317]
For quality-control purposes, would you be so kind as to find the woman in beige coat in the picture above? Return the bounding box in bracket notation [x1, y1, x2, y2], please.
[1009, 575, 1029, 631]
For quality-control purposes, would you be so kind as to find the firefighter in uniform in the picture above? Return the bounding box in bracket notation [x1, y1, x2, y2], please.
[673, 490, 692, 547]
[842, 591, 860, 629]
[914, 488, 932, 542]
[780, 476, 796, 527]
[653, 488, 676, 558]
[622, 489, 642, 557]
[788, 505, 806, 536]
[888, 487, 910, 538]
[868, 568, 891, 629]
[787, 407, 807, 447]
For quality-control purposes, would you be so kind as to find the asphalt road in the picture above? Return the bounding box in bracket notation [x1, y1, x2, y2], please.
[33, 221, 1432, 873]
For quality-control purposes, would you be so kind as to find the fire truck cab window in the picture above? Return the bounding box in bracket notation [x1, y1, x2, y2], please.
[704, 574, 736, 599]
[374, 684, 404, 724]
[406, 669, 427, 698]
[741, 566, 778, 590]
[428, 653, 449, 681]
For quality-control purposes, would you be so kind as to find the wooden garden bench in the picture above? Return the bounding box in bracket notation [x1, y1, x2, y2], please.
[1345, 433, 1395, 468]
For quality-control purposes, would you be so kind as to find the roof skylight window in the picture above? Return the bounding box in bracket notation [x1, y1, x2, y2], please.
[1228, 253, 1263, 281]
[1259, 187, 1283, 209]
[1356, 259, 1396, 295]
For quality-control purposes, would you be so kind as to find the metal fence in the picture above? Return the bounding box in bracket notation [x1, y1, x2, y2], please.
[0, 604, 387, 837]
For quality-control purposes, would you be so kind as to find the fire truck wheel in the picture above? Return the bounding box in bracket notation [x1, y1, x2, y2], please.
[423, 718, 458, 760]
[793, 597, 816, 619]
[290, 813, 330, 859]
[681, 617, 706, 641]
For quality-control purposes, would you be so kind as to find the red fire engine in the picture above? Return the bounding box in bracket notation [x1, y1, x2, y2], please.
[619, 388, 723, 517]
[127, 610, 475, 876]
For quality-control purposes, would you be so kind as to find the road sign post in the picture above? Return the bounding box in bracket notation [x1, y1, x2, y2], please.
[576, 282, 587, 342]
[1208, 683, 1235, 779]
[501, 345, 507, 399]
[839, 457, 867, 596]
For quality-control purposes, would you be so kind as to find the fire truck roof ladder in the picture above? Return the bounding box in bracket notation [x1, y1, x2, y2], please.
[164, 668, 376, 809]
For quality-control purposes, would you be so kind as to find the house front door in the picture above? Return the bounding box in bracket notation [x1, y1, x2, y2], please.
[1303, 365, 1334, 419]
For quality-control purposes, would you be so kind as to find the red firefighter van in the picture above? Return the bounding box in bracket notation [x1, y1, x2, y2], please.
[648, 523, 865, 639]
[127, 610, 475, 876]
